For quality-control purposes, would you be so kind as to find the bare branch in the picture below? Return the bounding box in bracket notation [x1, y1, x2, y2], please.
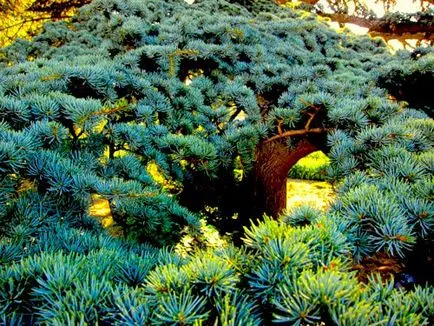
[0, 17, 52, 33]
[264, 127, 329, 144]
[319, 12, 434, 41]
[229, 107, 243, 122]
[277, 119, 283, 135]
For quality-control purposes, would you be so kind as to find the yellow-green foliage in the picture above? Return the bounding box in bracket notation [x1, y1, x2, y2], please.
[287, 179, 335, 210]
[288, 151, 330, 180]
[0, 0, 75, 47]
[1, 0, 45, 47]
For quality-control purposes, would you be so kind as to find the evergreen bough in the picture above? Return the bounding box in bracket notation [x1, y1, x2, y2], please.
[1, 217, 433, 324]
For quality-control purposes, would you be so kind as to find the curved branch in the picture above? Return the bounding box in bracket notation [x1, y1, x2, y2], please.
[0, 15, 72, 33]
[303, 105, 321, 130]
[264, 127, 329, 144]
[0, 17, 51, 32]
[319, 12, 434, 40]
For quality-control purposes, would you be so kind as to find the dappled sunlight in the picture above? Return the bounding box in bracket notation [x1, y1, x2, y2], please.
[287, 179, 335, 210]
[1, 0, 433, 323]
[89, 194, 123, 236]
[313, 0, 427, 51]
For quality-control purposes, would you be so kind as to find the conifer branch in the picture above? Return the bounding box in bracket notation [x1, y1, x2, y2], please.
[264, 127, 329, 144]
[168, 49, 199, 77]
[277, 119, 283, 135]
[77, 105, 129, 125]
[299, 99, 322, 128]
[104, 192, 159, 199]
[304, 106, 321, 130]
[266, 99, 326, 144]
[91, 105, 129, 117]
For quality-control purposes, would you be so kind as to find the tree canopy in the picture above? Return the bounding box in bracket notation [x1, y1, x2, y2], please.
[0, 0, 433, 324]
[1, 0, 433, 249]
[2, 0, 434, 47]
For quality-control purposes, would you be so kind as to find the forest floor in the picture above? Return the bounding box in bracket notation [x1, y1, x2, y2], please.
[287, 178, 335, 211]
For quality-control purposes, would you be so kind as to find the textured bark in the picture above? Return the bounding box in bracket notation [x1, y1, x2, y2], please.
[254, 139, 320, 217]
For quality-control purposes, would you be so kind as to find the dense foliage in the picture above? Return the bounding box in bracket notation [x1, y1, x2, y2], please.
[378, 47, 434, 118]
[2, 217, 434, 324]
[0, 0, 433, 323]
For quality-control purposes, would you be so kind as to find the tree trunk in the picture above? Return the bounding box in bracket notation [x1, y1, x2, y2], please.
[178, 137, 326, 237]
[253, 139, 320, 217]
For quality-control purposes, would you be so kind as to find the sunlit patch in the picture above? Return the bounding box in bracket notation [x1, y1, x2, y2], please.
[233, 155, 245, 182]
[146, 162, 166, 185]
[89, 194, 123, 236]
[147, 161, 182, 191]
[93, 119, 108, 133]
[233, 110, 247, 121]
[287, 179, 335, 210]
[345, 24, 369, 35]
[289, 151, 329, 180]
[17, 178, 36, 192]
[184, 68, 204, 86]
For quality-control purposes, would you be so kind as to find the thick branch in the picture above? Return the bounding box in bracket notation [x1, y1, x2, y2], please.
[321, 13, 376, 29]
[254, 139, 321, 216]
[319, 12, 434, 40]
[369, 32, 433, 44]
[264, 127, 328, 144]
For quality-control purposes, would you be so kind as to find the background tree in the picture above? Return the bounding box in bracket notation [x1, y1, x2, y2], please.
[2, 0, 434, 47]
[294, 0, 434, 44]
[0, 0, 89, 47]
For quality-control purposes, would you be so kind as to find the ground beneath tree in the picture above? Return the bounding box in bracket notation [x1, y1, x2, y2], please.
[286, 178, 335, 211]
